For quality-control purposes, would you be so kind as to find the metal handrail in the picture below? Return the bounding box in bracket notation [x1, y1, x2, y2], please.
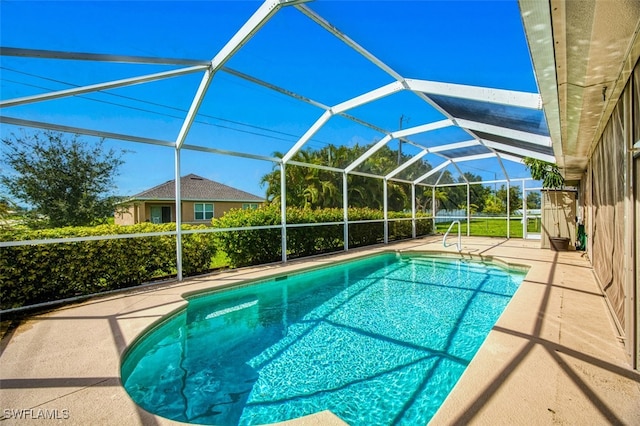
[443, 220, 461, 252]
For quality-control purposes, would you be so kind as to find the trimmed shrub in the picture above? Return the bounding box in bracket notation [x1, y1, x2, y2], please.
[0, 223, 215, 310]
[213, 205, 432, 267]
[388, 211, 433, 241]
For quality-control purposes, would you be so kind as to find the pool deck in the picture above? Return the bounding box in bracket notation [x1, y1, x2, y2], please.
[1, 236, 639, 425]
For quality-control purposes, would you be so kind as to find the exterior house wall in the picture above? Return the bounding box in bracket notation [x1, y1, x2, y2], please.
[540, 190, 576, 249]
[114, 204, 136, 226]
[182, 201, 256, 223]
[214, 202, 253, 218]
[183, 202, 196, 222]
[584, 59, 639, 369]
[116, 200, 262, 225]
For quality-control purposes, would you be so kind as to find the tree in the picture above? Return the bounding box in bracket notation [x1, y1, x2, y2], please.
[496, 184, 522, 214]
[1, 131, 126, 228]
[526, 191, 541, 209]
[260, 143, 431, 211]
[523, 157, 564, 189]
[483, 194, 504, 215]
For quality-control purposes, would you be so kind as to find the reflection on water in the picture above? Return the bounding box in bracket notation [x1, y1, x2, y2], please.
[122, 254, 524, 425]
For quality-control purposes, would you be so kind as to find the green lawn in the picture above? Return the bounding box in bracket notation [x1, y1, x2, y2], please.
[435, 217, 541, 238]
[210, 218, 541, 270]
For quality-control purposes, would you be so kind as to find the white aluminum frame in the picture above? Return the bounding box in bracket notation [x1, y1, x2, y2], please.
[0, 0, 557, 284]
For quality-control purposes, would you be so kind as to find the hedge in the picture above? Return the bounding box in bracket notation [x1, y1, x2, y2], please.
[213, 205, 432, 267]
[0, 223, 215, 310]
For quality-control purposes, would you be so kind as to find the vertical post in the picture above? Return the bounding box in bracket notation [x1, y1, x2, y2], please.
[383, 179, 388, 244]
[397, 114, 405, 165]
[174, 148, 183, 281]
[466, 183, 470, 237]
[280, 162, 287, 263]
[411, 183, 416, 239]
[343, 172, 349, 251]
[522, 179, 527, 239]
[506, 180, 511, 239]
[432, 185, 436, 233]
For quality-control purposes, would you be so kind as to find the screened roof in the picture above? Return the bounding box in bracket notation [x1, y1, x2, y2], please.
[0, 0, 553, 192]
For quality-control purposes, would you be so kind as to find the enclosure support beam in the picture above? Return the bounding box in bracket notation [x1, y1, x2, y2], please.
[386, 150, 428, 180]
[405, 79, 543, 109]
[283, 110, 333, 163]
[345, 134, 393, 173]
[0, 46, 212, 66]
[412, 184, 417, 239]
[432, 185, 436, 231]
[506, 179, 511, 239]
[467, 183, 471, 237]
[174, 148, 183, 281]
[177, 0, 288, 150]
[482, 140, 556, 163]
[451, 153, 497, 163]
[522, 180, 527, 239]
[428, 140, 480, 153]
[0, 116, 175, 147]
[280, 162, 287, 263]
[457, 119, 552, 147]
[496, 154, 510, 182]
[390, 119, 453, 139]
[295, 4, 405, 81]
[343, 173, 349, 251]
[413, 160, 451, 185]
[383, 179, 388, 244]
[332, 81, 404, 114]
[0, 65, 209, 109]
[210, 0, 287, 71]
[175, 69, 213, 150]
[499, 153, 526, 164]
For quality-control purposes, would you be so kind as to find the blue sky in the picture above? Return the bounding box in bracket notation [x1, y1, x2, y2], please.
[1, 0, 541, 198]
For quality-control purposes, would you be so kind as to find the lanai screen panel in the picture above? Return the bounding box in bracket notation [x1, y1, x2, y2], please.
[473, 132, 555, 158]
[436, 145, 493, 159]
[1, 0, 554, 208]
[427, 94, 549, 136]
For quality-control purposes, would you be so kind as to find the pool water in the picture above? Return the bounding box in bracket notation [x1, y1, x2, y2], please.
[121, 253, 525, 425]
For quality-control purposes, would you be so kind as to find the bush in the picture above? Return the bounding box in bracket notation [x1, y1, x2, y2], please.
[213, 205, 432, 267]
[0, 223, 215, 310]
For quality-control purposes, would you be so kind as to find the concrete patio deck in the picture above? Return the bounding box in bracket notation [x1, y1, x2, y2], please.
[1, 237, 639, 425]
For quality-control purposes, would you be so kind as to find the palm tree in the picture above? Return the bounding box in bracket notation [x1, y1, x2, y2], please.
[260, 143, 434, 210]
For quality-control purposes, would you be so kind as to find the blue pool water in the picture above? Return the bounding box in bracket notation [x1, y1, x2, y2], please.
[121, 253, 525, 425]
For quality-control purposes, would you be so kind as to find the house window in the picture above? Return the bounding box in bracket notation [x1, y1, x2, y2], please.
[194, 203, 214, 220]
[242, 203, 259, 210]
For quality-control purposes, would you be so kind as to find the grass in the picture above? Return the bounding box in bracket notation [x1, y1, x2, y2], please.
[209, 218, 542, 269]
[208, 218, 541, 271]
[435, 217, 541, 238]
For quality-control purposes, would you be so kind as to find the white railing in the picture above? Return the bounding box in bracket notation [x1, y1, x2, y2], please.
[443, 220, 461, 252]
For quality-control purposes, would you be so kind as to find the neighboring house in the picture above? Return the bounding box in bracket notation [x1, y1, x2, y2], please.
[115, 174, 264, 225]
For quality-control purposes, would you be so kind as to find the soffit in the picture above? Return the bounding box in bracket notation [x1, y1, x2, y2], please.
[521, 0, 640, 180]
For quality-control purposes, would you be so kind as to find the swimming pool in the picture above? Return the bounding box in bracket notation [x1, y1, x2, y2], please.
[121, 253, 526, 425]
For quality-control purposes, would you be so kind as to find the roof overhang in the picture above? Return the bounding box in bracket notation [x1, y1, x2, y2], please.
[519, 0, 640, 181]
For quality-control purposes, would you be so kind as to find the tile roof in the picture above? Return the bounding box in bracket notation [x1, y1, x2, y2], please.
[130, 174, 264, 202]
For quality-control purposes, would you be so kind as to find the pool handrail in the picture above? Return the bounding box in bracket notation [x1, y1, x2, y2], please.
[443, 220, 462, 252]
